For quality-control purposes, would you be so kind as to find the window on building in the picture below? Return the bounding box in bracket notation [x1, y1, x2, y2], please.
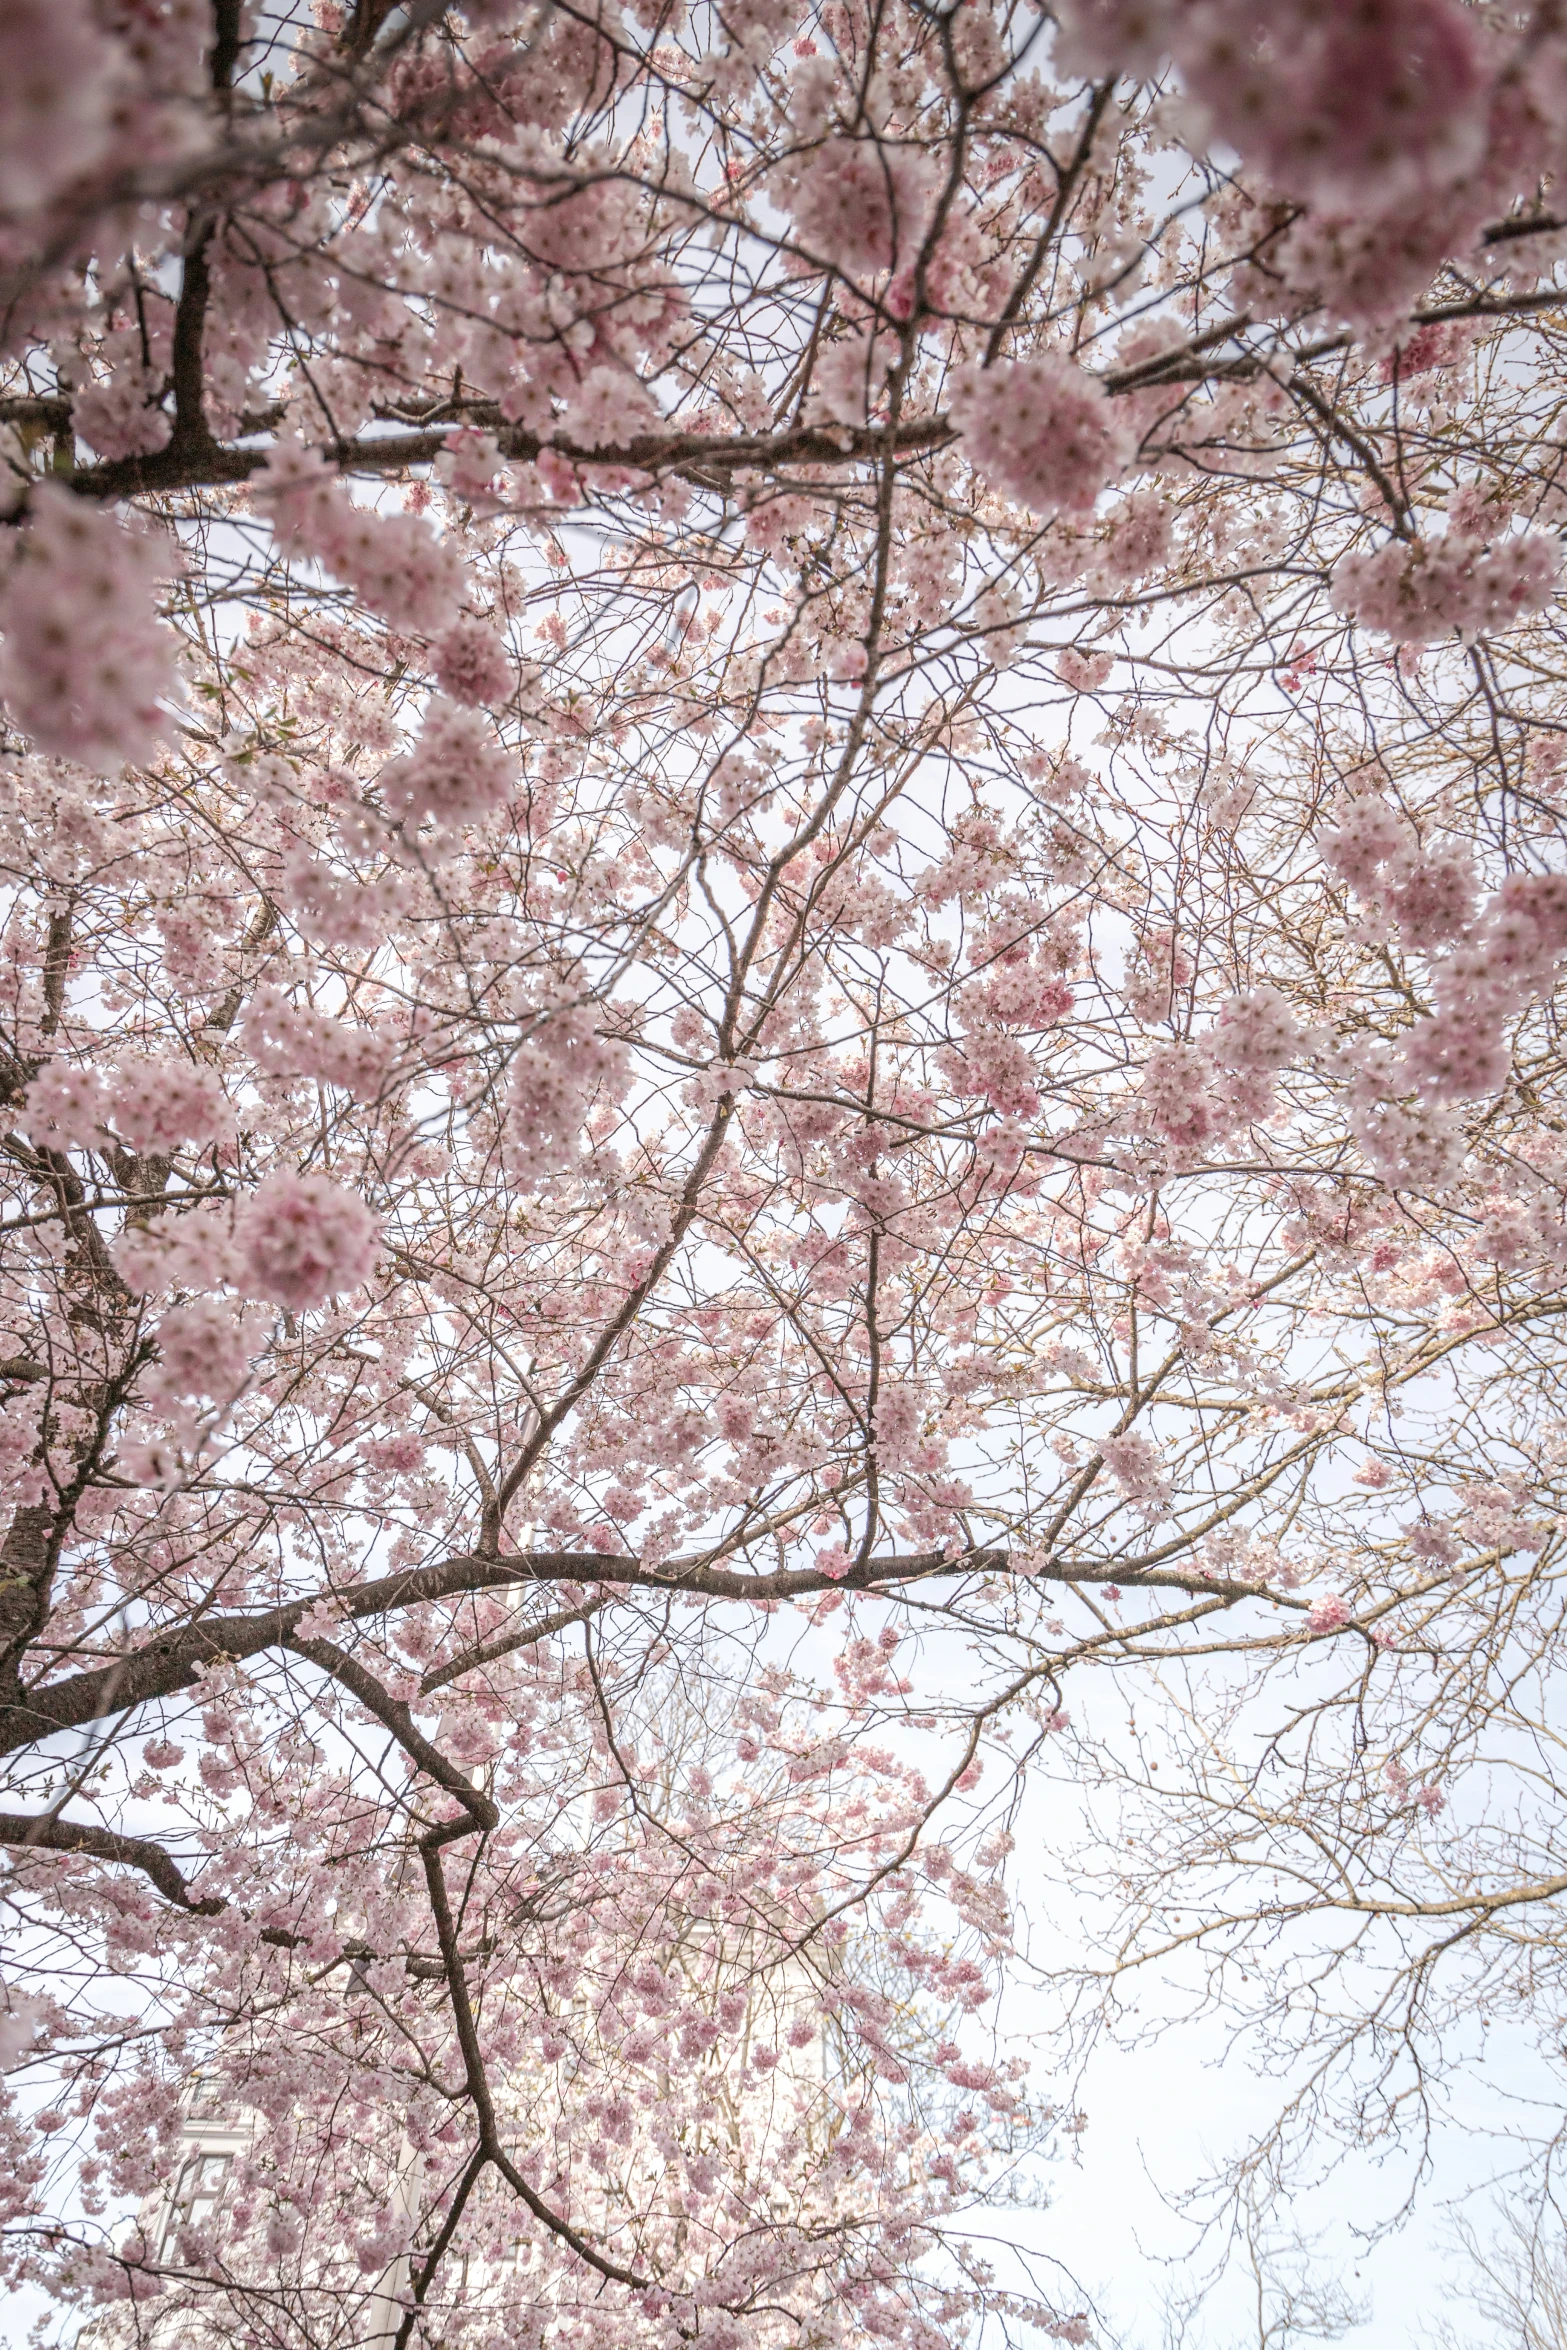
[159, 2151, 232, 2258]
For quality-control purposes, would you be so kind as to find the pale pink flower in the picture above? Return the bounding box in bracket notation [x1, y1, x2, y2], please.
[0, 485, 177, 766]
[1180, 0, 1485, 207]
[1499, 871, 1567, 959]
[951, 354, 1133, 519]
[0, 0, 116, 216]
[435, 430, 503, 502]
[1055, 0, 1486, 211]
[1332, 530, 1560, 645]
[115, 1204, 238, 1298]
[74, 363, 172, 462]
[1057, 646, 1115, 691]
[505, 1007, 630, 1174]
[810, 332, 894, 427]
[871, 1385, 925, 1469]
[1209, 986, 1300, 1073]
[432, 618, 513, 708]
[378, 698, 516, 830]
[1141, 1042, 1227, 1150]
[1305, 1592, 1350, 1634]
[560, 366, 663, 450]
[106, 1057, 231, 1152]
[938, 1029, 1041, 1118]
[1094, 487, 1174, 587]
[255, 434, 469, 636]
[234, 1173, 380, 1312]
[1401, 1011, 1510, 1101]
[21, 1064, 109, 1149]
[144, 1297, 263, 1405]
[1316, 796, 1410, 889]
[0, 1995, 43, 2071]
[788, 138, 935, 274]
[1099, 1430, 1171, 1513]
[244, 987, 396, 1101]
[1384, 846, 1479, 949]
[1349, 1093, 1463, 1191]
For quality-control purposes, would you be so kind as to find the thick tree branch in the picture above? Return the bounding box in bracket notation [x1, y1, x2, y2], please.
[0, 1541, 1275, 1759]
[0, 1810, 224, 1914]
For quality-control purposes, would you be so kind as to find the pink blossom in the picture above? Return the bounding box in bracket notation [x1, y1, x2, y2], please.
[810, 331, 896, 427]
[1209, 986, 1300, 1073]
[1383, 846, 1479, 949]
[1141, 1043, 1228, 1151]
[115, 1204, 239, 1297]
[21, 1064, 110, 1149]
[378, 698, 516, 831]
[244, 987, 396, 1101]
[1331, 530, 1561, 645]
[0, 1995, 43, 2071]
[255, 436, 469, 636]
[787, 138, 935, 274]
[1349, 1093, 1463, 1192]
[1094, 487, 1175, 587]
[1305, 1592, 1350, 1634]
[74, 363, 172, 462]
[505, 1006, 630, 1172]
[436, 431, 503, 502]
[1401, 1011, 1510, 1102]
[432, 618, 513, 708]
[1499, 871, 1567, 959]
[1407, 1519, 1461, 1565]
[872, 1385, 925, 1468]
[1050, 0, 1171, 82]
[1181, 0, 1486, 208]
[1056, 0, 1486, 210]
[1098, 1430, 1171, 1513]
[560, 367, 663, 450]
[106, 1057, 231, 1153]
[0, 0, 116, 217]
[938, 1029, 1042, 1118]
[234, 1173, 381, 1312]
[1316, 796, 1410, 889]
[144, 1298, 263, 1406]
[1057, 646, 1115, 691]
[951, 355, 1133, 519]
[0, 486, 177, 767]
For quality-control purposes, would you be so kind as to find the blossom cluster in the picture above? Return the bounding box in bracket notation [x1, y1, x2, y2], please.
[377, 696, 517, 834]
[0, 487, 177, 766]
[1332, 527, 1562, 646]
[951, 355, 1133, 520]
[255, 437, 471, 639]
[1321, 803, 1567, 1110]
[23, 1056, 230, 1154]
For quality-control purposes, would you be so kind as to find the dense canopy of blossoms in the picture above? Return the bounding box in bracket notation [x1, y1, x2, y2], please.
[4, 1, 1567, 2344]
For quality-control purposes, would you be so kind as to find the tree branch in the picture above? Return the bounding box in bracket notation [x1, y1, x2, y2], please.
[0, 1810, 223, 1914]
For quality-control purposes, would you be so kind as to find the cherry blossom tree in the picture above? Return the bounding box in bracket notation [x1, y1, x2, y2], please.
[5, 0, 1567, 2341]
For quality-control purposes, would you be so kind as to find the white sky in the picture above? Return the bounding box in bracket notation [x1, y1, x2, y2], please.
[994, 1957, 1544, 2348]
